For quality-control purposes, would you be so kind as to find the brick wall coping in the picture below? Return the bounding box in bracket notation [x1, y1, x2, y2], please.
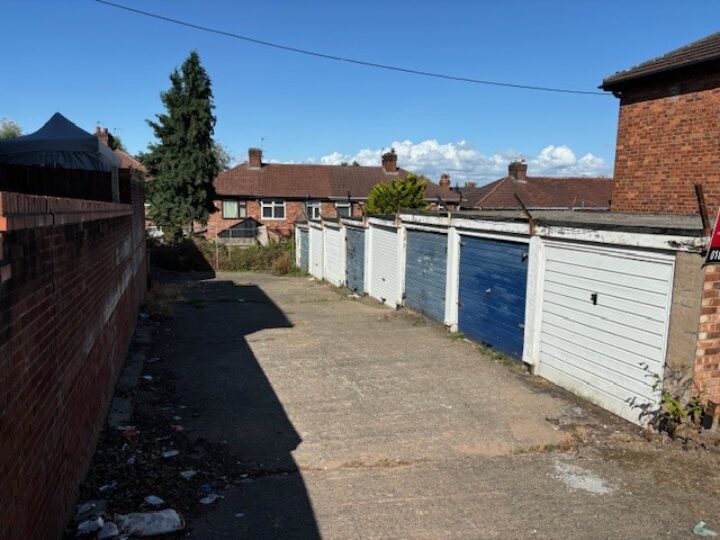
[0, 191, 132, 232]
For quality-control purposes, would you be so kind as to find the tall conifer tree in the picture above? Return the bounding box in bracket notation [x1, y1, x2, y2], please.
[145, 51, 219, 239]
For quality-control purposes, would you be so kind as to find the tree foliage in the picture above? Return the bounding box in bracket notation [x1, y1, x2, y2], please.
[108, 133, 127, 152]
[213, 142, 233, 171]
[0, 118, 22, 139]
[366, 174, 428, 215]
[144, 51, 219, 240]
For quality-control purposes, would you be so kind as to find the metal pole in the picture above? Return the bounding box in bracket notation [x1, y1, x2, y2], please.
[214, 222, 219, 271]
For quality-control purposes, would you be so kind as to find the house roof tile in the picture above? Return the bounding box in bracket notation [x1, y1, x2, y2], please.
[214, 162, 459, 202]
[114, 149, 147, 173]
[602, 32, 720, 89]
[462, 176, 612, 210]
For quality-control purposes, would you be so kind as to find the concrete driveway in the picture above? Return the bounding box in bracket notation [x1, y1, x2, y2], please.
[147, 272, 720, 539]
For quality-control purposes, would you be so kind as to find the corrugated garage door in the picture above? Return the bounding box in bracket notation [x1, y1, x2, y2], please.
[299, 228, 309, 272]
[309, 226, 324, 280]
[369, 225, 399, 308]
[404, 230, 447, 322]
[346, 227, 365, 293]
[535, 243, 674, 424]
[458, 236, 528, 358]
[324, 226, 344, 286]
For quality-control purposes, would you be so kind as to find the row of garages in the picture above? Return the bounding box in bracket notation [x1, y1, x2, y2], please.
[295, 212, 705, 425]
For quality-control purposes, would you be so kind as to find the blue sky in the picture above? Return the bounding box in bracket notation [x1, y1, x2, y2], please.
[2, 1, 719, 184]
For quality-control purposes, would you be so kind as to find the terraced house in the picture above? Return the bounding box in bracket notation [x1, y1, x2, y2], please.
[206, 147, 459, 239]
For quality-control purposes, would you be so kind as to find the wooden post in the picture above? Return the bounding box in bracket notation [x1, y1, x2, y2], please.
[695, 183, 710, 238]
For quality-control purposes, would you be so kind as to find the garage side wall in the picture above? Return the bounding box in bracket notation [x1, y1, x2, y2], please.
[663, 252, 704, 400]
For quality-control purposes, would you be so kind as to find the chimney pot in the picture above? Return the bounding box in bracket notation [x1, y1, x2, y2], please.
[248, 147, 262, 168]
[439, 173, 451, 188]
[381, 148, 397, 173]
[508, 160, 528, 182]
[465, 181, 476, 188]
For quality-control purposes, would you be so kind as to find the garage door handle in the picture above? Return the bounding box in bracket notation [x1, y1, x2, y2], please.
[518, 323, 525, 330]
[485, 288, 492, 294]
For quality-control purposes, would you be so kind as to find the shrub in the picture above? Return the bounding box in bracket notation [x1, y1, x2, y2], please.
[148, 235, 301, 275]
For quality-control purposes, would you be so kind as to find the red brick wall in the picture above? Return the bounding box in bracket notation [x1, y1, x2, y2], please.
[0, 174, 146, 540]
[611, 78, 720, 217]
[609, 72, 720, 404]
[697, 266, 720, 403]
[207, 199, 365, 240]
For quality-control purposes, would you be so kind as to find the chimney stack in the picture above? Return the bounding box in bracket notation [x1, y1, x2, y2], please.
[465, 181, 476, 188]
[381, 148, 397, 173]
[439, 173, 451, 188]
[248, 147, 262, 169]
[94, 126, 113, 148]
[508, 160, 528, 182]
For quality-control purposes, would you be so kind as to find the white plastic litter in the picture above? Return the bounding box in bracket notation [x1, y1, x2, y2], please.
[162, 449, 179, 459]
[116, 509, 184, 537]
[98, 481, 118, 493]
[141, 375, 153, 381]
[179, 470, 197, 480]
[144, 495, 164, 506]
[199, 494, 222, 505]
[77, 516, 104, 535]
[97, 521, 120, 539]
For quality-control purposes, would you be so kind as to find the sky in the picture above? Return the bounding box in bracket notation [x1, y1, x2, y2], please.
[2, 1, 719, 186]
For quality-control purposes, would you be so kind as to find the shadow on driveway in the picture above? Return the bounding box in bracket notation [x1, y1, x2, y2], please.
[151, 274, 320, 539]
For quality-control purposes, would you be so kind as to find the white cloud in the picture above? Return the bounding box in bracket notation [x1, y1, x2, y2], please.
[314, 140, 611, 186]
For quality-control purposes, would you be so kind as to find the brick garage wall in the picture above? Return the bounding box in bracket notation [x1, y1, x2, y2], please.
[0, 175, 146, 540]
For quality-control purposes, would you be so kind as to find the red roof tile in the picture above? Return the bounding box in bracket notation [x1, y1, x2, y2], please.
[214, 162, 459, 202]
[602, 32, 720, 89]
[114, 149, 147, 174]
[463, 176, 612, 210]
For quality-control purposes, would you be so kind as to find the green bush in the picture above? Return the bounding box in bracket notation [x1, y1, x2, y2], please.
[148, 236, 302, 275]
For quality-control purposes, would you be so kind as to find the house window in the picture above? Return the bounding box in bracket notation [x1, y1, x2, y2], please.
[306, 201, 321, 220]
[222, 200, 246, 219]
[336, 202, 351, 218]
[261, 200, 286, 220]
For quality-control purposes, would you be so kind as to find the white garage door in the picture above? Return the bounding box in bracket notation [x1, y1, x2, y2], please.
[309, 226, 324, 280]
[324, 226, 344, 286]
[535, 242, 674, 425]
[369, 225, 399, 308]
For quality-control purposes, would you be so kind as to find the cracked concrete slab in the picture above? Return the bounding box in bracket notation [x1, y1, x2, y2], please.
[145, 272, 720, 539]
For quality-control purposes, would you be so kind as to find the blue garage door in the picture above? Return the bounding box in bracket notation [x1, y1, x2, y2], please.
[346, 227, 365, 292]
[458, 236, 528, 358]
[404, 230, 447, 322]
[299, 229, 309, 272]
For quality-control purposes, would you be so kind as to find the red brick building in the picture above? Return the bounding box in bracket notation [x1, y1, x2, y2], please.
[457, 161, 612, 210]
[601, 32, 720, 404]
[601, 32, 720, 217]
[208, 148, 459, 239]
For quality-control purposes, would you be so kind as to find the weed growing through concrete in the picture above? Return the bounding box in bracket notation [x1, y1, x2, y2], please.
[144, 282, 183, 320]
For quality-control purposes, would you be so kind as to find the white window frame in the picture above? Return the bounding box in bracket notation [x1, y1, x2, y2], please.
[306, 201, 321, 220]
[335, 202, 351, 218]
[261, 199, 286, 220]
[222, 199, 246, 219]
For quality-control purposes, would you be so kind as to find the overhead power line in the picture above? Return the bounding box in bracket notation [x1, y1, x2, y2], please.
[95, 0, 608, 97]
